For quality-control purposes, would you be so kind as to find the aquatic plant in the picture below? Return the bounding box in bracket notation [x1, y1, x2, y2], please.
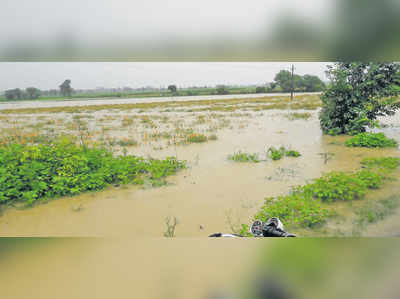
[228, 151, 260, 163]
[250, 156, 400, 229]
[186, 133, 208, 143]
[0, 138, 186, 206]
[344, 132, 398, 148]
[267, 146, 301, 161]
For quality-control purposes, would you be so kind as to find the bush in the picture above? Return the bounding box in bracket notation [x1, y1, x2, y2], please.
[228, 151, 260, 163]
[344, 132, 398, 148]
[0, 140, 186, 206]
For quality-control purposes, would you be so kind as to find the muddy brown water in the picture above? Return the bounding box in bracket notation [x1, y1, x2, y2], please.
[0, 109, 399, 237]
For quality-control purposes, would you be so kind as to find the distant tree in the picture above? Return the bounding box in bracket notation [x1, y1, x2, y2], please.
[216, 85, 229, 95]
[5, 88, 23, 100]
[301, 75, 325, 92]
[167, 85, 177, 93]
[25, 87, 41, 99]
[274, 70, 292, 91]
[59, 80, 73, 97]
[255, 86, 266, 93]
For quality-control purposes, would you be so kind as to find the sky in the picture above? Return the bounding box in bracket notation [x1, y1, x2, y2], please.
[0, 62, 331, 91]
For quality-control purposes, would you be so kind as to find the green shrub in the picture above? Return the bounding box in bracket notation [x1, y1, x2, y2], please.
[254, 193, 330, 228]
[0, 139, 186, 206]
[344, 132, 398, 148]
[228, 151, 260, 163]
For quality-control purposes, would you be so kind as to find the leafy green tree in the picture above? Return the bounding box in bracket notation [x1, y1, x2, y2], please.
[59, 79, 73, 97]
[255, 86, 266, 93]
[25, 87, 41, 99]
[216, 85, 229, 95]
[319, 62, 400, 135]
[274, 70, 292, 91]
[301, 75, 325, 92]
[5, 88, 23, 100]
[167, 85, 177, 93]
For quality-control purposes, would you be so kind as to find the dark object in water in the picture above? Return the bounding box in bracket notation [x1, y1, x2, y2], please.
[209, 218, 296, 238]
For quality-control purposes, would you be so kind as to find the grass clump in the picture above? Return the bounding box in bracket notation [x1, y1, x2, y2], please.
[285, 112, 312, 120]
[353, 196, 400, 234]
[344, 132, 398, 148]
[0, 139, 186, 206]
[360, 157, 400, 170]
[228, 151, 260, 163]
[267, 146, 301, 161]
[186, 133, 208, 143]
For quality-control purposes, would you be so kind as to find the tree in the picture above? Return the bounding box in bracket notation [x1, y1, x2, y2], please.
[274, 70, 292, 91]
[5, 88, 23, 100]
[319, 62, 400, 135]
[167, 85, 177, 93]
[255, 86, 266, 93]
[59, 80, 73, 97]
[25, 87, 41, 99]
[216, 85, 229, 95]
[301, 75, 325, 92]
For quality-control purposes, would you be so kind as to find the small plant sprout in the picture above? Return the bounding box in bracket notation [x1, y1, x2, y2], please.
[163, 216, 178, 238]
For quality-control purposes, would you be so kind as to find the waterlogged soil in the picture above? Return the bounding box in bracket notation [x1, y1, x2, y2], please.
[0, 100, 399, 237]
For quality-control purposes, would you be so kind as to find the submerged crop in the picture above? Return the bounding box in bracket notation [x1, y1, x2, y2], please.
[0, 139, 186, 206]
[250, 156, 400, 230]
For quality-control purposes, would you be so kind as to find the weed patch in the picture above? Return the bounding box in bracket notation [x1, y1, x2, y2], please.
[267, 146, 301, 161]
[228, 151, 260, 163]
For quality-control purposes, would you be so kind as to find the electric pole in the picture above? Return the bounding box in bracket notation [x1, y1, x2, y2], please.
[290, 64, 295, 101]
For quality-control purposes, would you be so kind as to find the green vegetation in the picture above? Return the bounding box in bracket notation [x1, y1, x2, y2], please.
[344, 132, 398, 148]
[353, 196, 400, 235]
[274, 70, 325, 92]
[360, 157, 400, 170]
[267, 146, 301, 161]
[250, 156, 400, 229]
[0, 139, 186, 206]
[285, 112, 312, 120]
[185, 133, 208, 143]
[228, 151, 260, 163]
[254, 193, 330, 228]
[319, 62, 400, 135]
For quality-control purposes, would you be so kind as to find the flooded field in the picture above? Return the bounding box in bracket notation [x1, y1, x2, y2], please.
[0, 94, 399, 237]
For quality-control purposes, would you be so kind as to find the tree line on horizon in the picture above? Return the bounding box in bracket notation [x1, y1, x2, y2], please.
[2, 70, 326, 100]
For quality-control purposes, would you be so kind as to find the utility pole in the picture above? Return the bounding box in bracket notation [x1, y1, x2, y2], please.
[290, 64, 295, 101]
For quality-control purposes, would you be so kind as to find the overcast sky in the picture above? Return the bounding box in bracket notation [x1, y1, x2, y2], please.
[0, 62, 331, 90]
